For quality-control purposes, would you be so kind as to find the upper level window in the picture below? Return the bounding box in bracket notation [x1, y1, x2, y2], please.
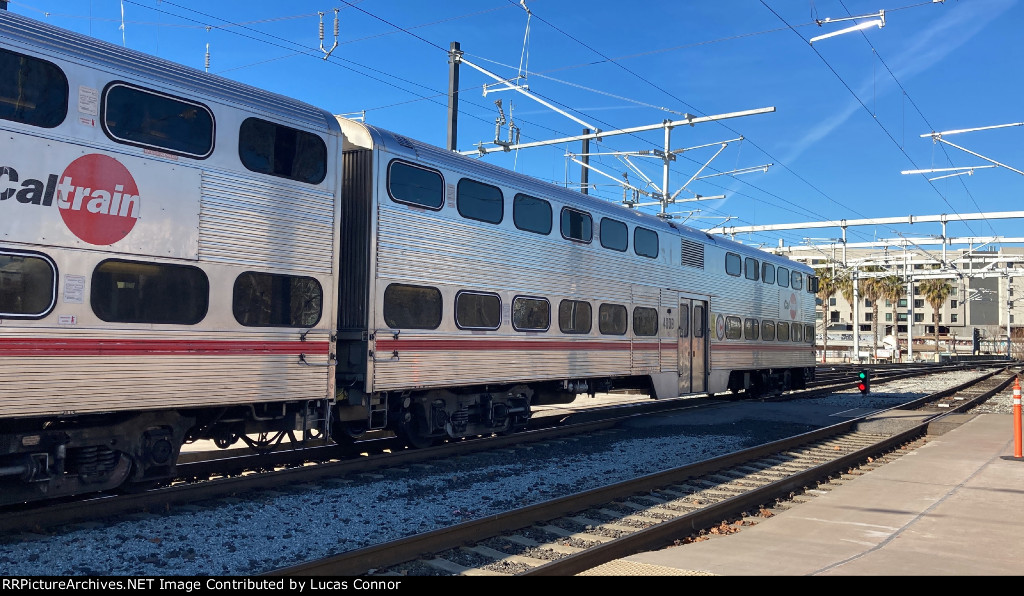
[232, 272, 322, 327]
[513, 193, 551, 235]
[744, 257, 759, 281]
[0, 48, 67, 128]
[634, 227, 658, 259]
[598, 303, 627, 335]
[791, 271, 803, 291]
[0, 250, 57, 318]
[807, 275, 819, 293]
[383, 283, 442, 329]
[558, 299, 592, 334]
[91, 259, 208, 324]
[762, 262, 776, 284]
[455, 291, 501, 330]
[103, 83, 214, 158]
[560, 207, 592, 243]
[725, 252, 741, 277]
[633, 306, 659, 336]
[512, 296, 550, 331]
[600, 218, 627, 252]
[457, 178, 503, 224]
[388, 160, 443, 209]
[239, 117, 327, 184]
[777, 266, 790, 288]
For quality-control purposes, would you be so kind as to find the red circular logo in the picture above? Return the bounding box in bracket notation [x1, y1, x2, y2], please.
[790, 292, 798, 320]
[57, 154, 140, 245]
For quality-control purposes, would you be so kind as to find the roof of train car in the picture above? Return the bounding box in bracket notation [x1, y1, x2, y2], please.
[0, 11, 340, 134]
[339, 118, 813, 273]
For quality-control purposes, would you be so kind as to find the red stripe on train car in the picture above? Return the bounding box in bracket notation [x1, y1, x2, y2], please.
[372, 338, 676, 352]
[0, 338, 329, 357]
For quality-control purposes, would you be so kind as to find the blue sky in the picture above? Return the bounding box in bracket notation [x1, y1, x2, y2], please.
[8, 0, 1023, 251]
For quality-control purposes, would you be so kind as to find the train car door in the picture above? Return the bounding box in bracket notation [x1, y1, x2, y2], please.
[678, 298, 708, 394]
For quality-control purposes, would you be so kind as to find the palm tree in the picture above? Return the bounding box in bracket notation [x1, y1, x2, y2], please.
[815, 267, 844, 362]
[878, 275, 906, 359]
[919, 278, 953, 358]
[859, 266, 884, 358]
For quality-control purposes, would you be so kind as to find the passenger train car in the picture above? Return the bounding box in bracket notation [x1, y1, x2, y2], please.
[0, 11, 816, 505]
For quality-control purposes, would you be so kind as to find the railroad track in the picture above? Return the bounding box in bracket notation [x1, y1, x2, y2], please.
[267, 366, 1017, 576]
[0, 363, 1004, 536]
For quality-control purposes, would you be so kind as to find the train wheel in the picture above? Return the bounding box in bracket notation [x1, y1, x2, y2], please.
[397, 417, 437, 449]
[330, 420, 368, 445]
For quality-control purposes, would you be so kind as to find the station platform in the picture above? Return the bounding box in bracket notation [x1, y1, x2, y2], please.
[581, 412, 1024, 576]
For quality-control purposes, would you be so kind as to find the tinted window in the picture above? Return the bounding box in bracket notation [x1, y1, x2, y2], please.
[777, 267, 790, 288]
[808, 276, 819, 293]
[633, 306, 658, 336]
[762, 320, 776, 341]
[725, 253, 741, 276]
[805, 324, 815, 343]
[792, 323, 803, 342]
[791, 271, 803, 290]
[455, 291, 501, 330]
[558, 300, 592, 334]
[513, 194, 551, 234]
[512, 296, 550, 331]
[239, 117, 327, 184]
[743, 318, 759, 340]
[383, 283, 442, 329]
[679, 305, 689, 338]
[0, 251, 57, 318]
[693, 304, 705, 338]
[232, 272, 322, 327]
[91, 259, 208, 324]
[744, 257, 759, 281]
[725, 315, 742, 340]
[0, 48, 67, 128]
[388, 161, 443, 209]
[103, 83, 213, 158]
[598, 303, 627, 335]
[777, 321, 790, 341]
[457, 178, 503, 224]
[600, 218, 627, 251]
[762, 262, 776, 284]
[634, 227, 658, 258]
[560, 207, 592, 243]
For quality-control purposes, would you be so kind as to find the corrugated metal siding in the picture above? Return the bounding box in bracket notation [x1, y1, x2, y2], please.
[199, 171, 335, 273]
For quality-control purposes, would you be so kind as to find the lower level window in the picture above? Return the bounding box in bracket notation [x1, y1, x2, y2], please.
[91, 259, 208, 324]
[0, 250, 57, 318]
[383, 283, 442, 329]
[513, 296, 550, 331]
[233, 272, 323, 327]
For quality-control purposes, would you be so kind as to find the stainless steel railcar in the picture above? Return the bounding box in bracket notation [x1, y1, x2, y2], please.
[331, 120, 818, 448]
[0, 12, 816, 505]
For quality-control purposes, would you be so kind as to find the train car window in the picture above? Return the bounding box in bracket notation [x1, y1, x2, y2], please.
[455, 291, 501, 330]
[761, 320, 776, 341]
[560, 207, 592, 243]
[513, 194, 552, 235]
[598, 303, 627, 335]
[808, 275, 819, 293]
[634, 227, 658, 259]
[457, 178, 503, 224]
[791, 324, 803, 342]
[387, 161, 444, 210]
[0, 49, 67, 128]
[679, 305, 690, 338]
[512, 296, 550, 332]
[0, 250, 57, 318]
[791, 271, 803, 291]
[777, 266, 790, 288]
[102, 82, 214, 158]
[633, 306, 659, 336]
[761, 262, 776, 284]
[725, 316, 742, 340]
[693, 304, 705, 338]
[239, 117, 327, 184]
[91, 259, 208, 324]
[232, 272, 322, 327]
[558, 299, 592, 334]
[744, 257, 759, 281]
[777, 321, 790, 341]
[383, 283, 442, 329]
[743, 318, 759, 340]
[805, 324, 815, 343]
[599, 218, 627, 252]
[725, 253, 741, 276]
